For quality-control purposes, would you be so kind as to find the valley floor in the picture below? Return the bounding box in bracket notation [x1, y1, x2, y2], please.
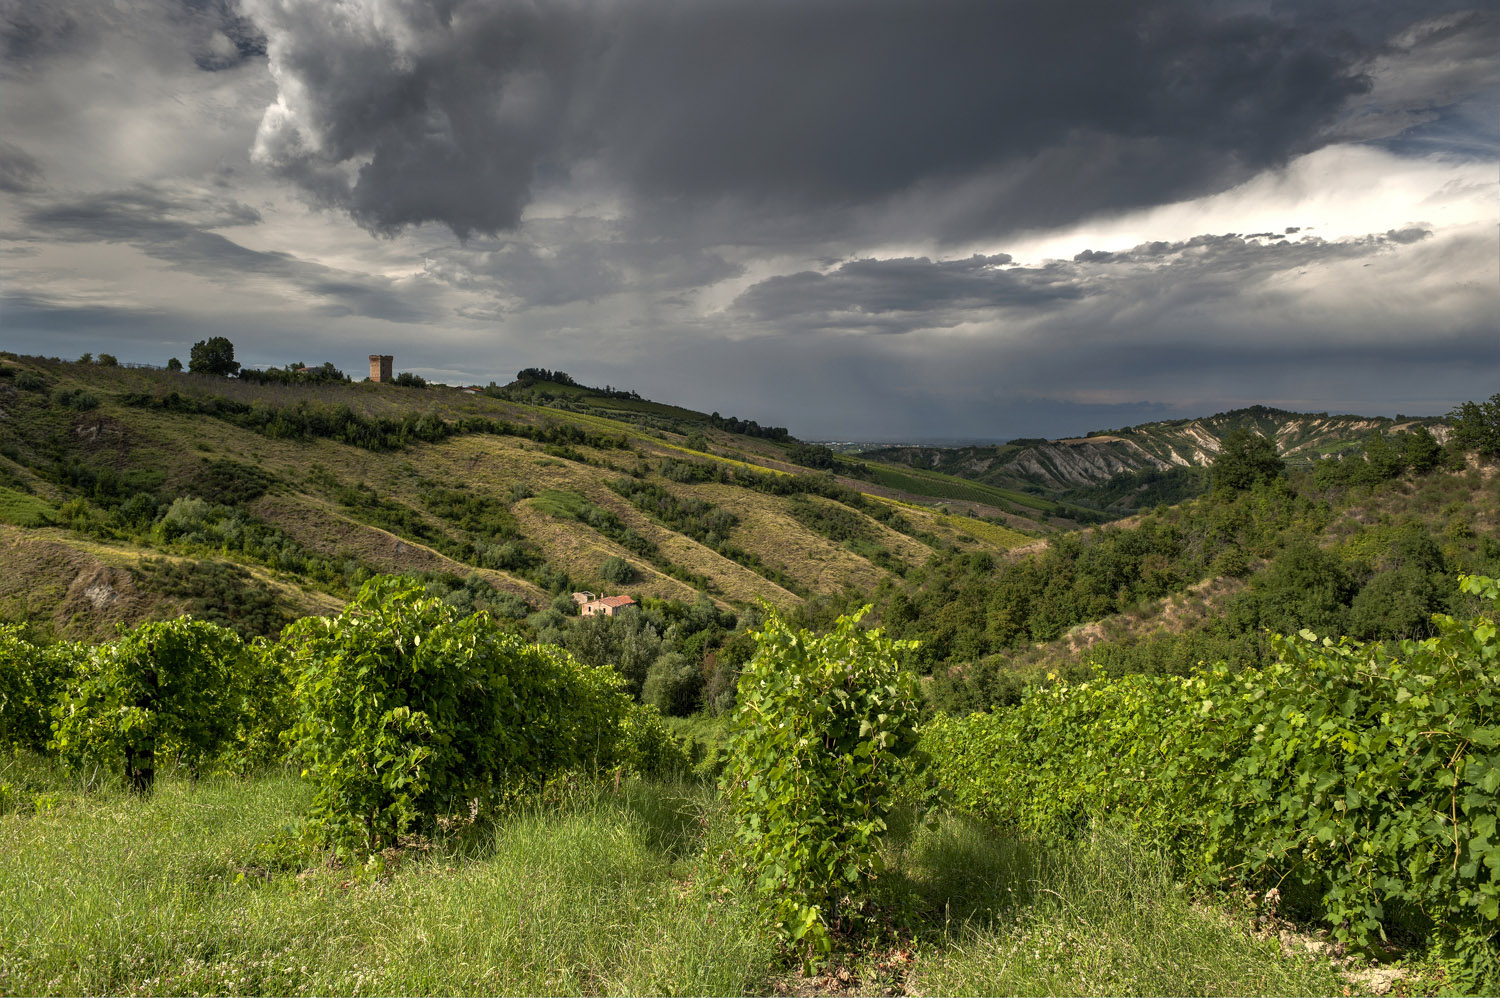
[0, 767, 1401, 997]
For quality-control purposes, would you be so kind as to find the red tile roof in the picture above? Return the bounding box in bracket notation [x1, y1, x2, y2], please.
[598, 595, 635, 608]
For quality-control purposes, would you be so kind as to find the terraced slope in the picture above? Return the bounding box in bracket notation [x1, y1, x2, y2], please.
[0, 354, 1028, 637]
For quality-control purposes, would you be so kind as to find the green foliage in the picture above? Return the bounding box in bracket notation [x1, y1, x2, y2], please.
[563, 609, 663, 699]
[0, 628, 83, 753]
[643, 650, 703, 717]
[51, 618, 251, 792]
[238, 361, 349, 385]
[188, 336, 239, 377]
[1211, 427, 1285, 494]
[188, 460, 273, 505]
[788, 442, 838, 469]
[1313, 427, 1446, 488]
[619, 702, 692, 779]
[134, 558, 289, 639]
[925, 576, 1500, 990]
[721, 606, 921, 957]
[1227, 537, 1356, 636]
[278, 577, 633, 856]
[600, 554, 636, 585]
[13, 370, 47, 391]
[166, 357, 182, 372]
[53, 388, 100, 411]
[1449, 394, 1500, 458]
[1060, 465, 1208, 512]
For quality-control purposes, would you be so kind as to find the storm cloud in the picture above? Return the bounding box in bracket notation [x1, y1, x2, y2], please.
[19, 183, 445, 323]
[244, 0, 1382, 241]
[0, 0, 1494, 439]
[728, 229, 1448, 336]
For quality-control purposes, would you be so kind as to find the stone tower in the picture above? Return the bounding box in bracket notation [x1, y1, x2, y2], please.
[369, 355, 393, 382]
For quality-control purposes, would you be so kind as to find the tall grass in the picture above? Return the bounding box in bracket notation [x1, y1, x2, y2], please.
[1, 766, 1364, 997]
[887, 814, 1350, 996]
[0, 771, 771, 996]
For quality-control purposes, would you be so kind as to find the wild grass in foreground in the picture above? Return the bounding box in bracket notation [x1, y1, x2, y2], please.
[0, 769, 770, 996]
[0, 764, 1381, 997]
[882, 813, 1352, 997]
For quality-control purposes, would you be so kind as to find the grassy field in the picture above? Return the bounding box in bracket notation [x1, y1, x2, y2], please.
[0, 763, 1373, 997]
[864, 464, 1056, 513]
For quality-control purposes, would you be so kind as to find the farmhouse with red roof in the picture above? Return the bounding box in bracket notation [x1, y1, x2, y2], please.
[580, 595, 636, 617]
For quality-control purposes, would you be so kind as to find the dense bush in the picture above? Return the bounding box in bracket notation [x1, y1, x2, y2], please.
[53, 388, 99, 411]
[278, 577, 634, 856]
[643, 650, 703, 716]
[599, 554, 636, 584]
[619, 702, 692, 779]
[924, 575, 1499, 990]
[134, 557, 289, 639]
[0, 628, 83, 753]
[721, 607, 920, 956]
[1210, 427, 1285, 494]
[1449, 394, 1500, 458]
[51, 618, 251, 792]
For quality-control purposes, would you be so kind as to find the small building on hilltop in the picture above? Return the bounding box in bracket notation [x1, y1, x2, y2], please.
[581, 595, 636, 617]
[571, 591, 596, 606]
[369, 354, 393, 382]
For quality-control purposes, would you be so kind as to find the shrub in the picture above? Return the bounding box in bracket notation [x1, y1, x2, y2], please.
[619, 702, 691, 779]
[1449, 394, 1500, 458]
[1211, 428, 1285, 493]
[720, 606, 920, 958]
[51, 618, 251, 792]
[0, 628, 83, 753]
[279, 577, 633, 856]
[924, 575, 1500, 990]
[600, 555, 635, 585]
[643, 650, 703, 716]
[188, 460, 273, 505]
[53, 388, 99, 411]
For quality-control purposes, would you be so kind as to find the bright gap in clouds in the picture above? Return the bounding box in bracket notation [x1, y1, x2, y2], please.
[996, 144, 1496, 265]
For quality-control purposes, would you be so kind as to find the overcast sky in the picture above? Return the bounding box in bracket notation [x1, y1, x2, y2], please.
[1, 0, 1495, 441]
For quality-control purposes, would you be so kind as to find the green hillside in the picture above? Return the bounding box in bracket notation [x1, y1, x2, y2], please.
[0, 353, 1031, 646]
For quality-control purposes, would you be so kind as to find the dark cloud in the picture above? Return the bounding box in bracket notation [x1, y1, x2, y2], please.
[242, 0, 1391, 242]
[733, 230, 1438, 335]
[423, 229, 743, 308]
[0, 0, 80, 63]
[1328, 9, 1499, 154]
[734, 254, 1084, 331]
[20, 184, 442, 323]
[0, 141, 43, 193]
[1, 0, 266, 71]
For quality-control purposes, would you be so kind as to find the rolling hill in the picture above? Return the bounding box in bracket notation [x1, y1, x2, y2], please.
[0, 354, 1034, 640]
